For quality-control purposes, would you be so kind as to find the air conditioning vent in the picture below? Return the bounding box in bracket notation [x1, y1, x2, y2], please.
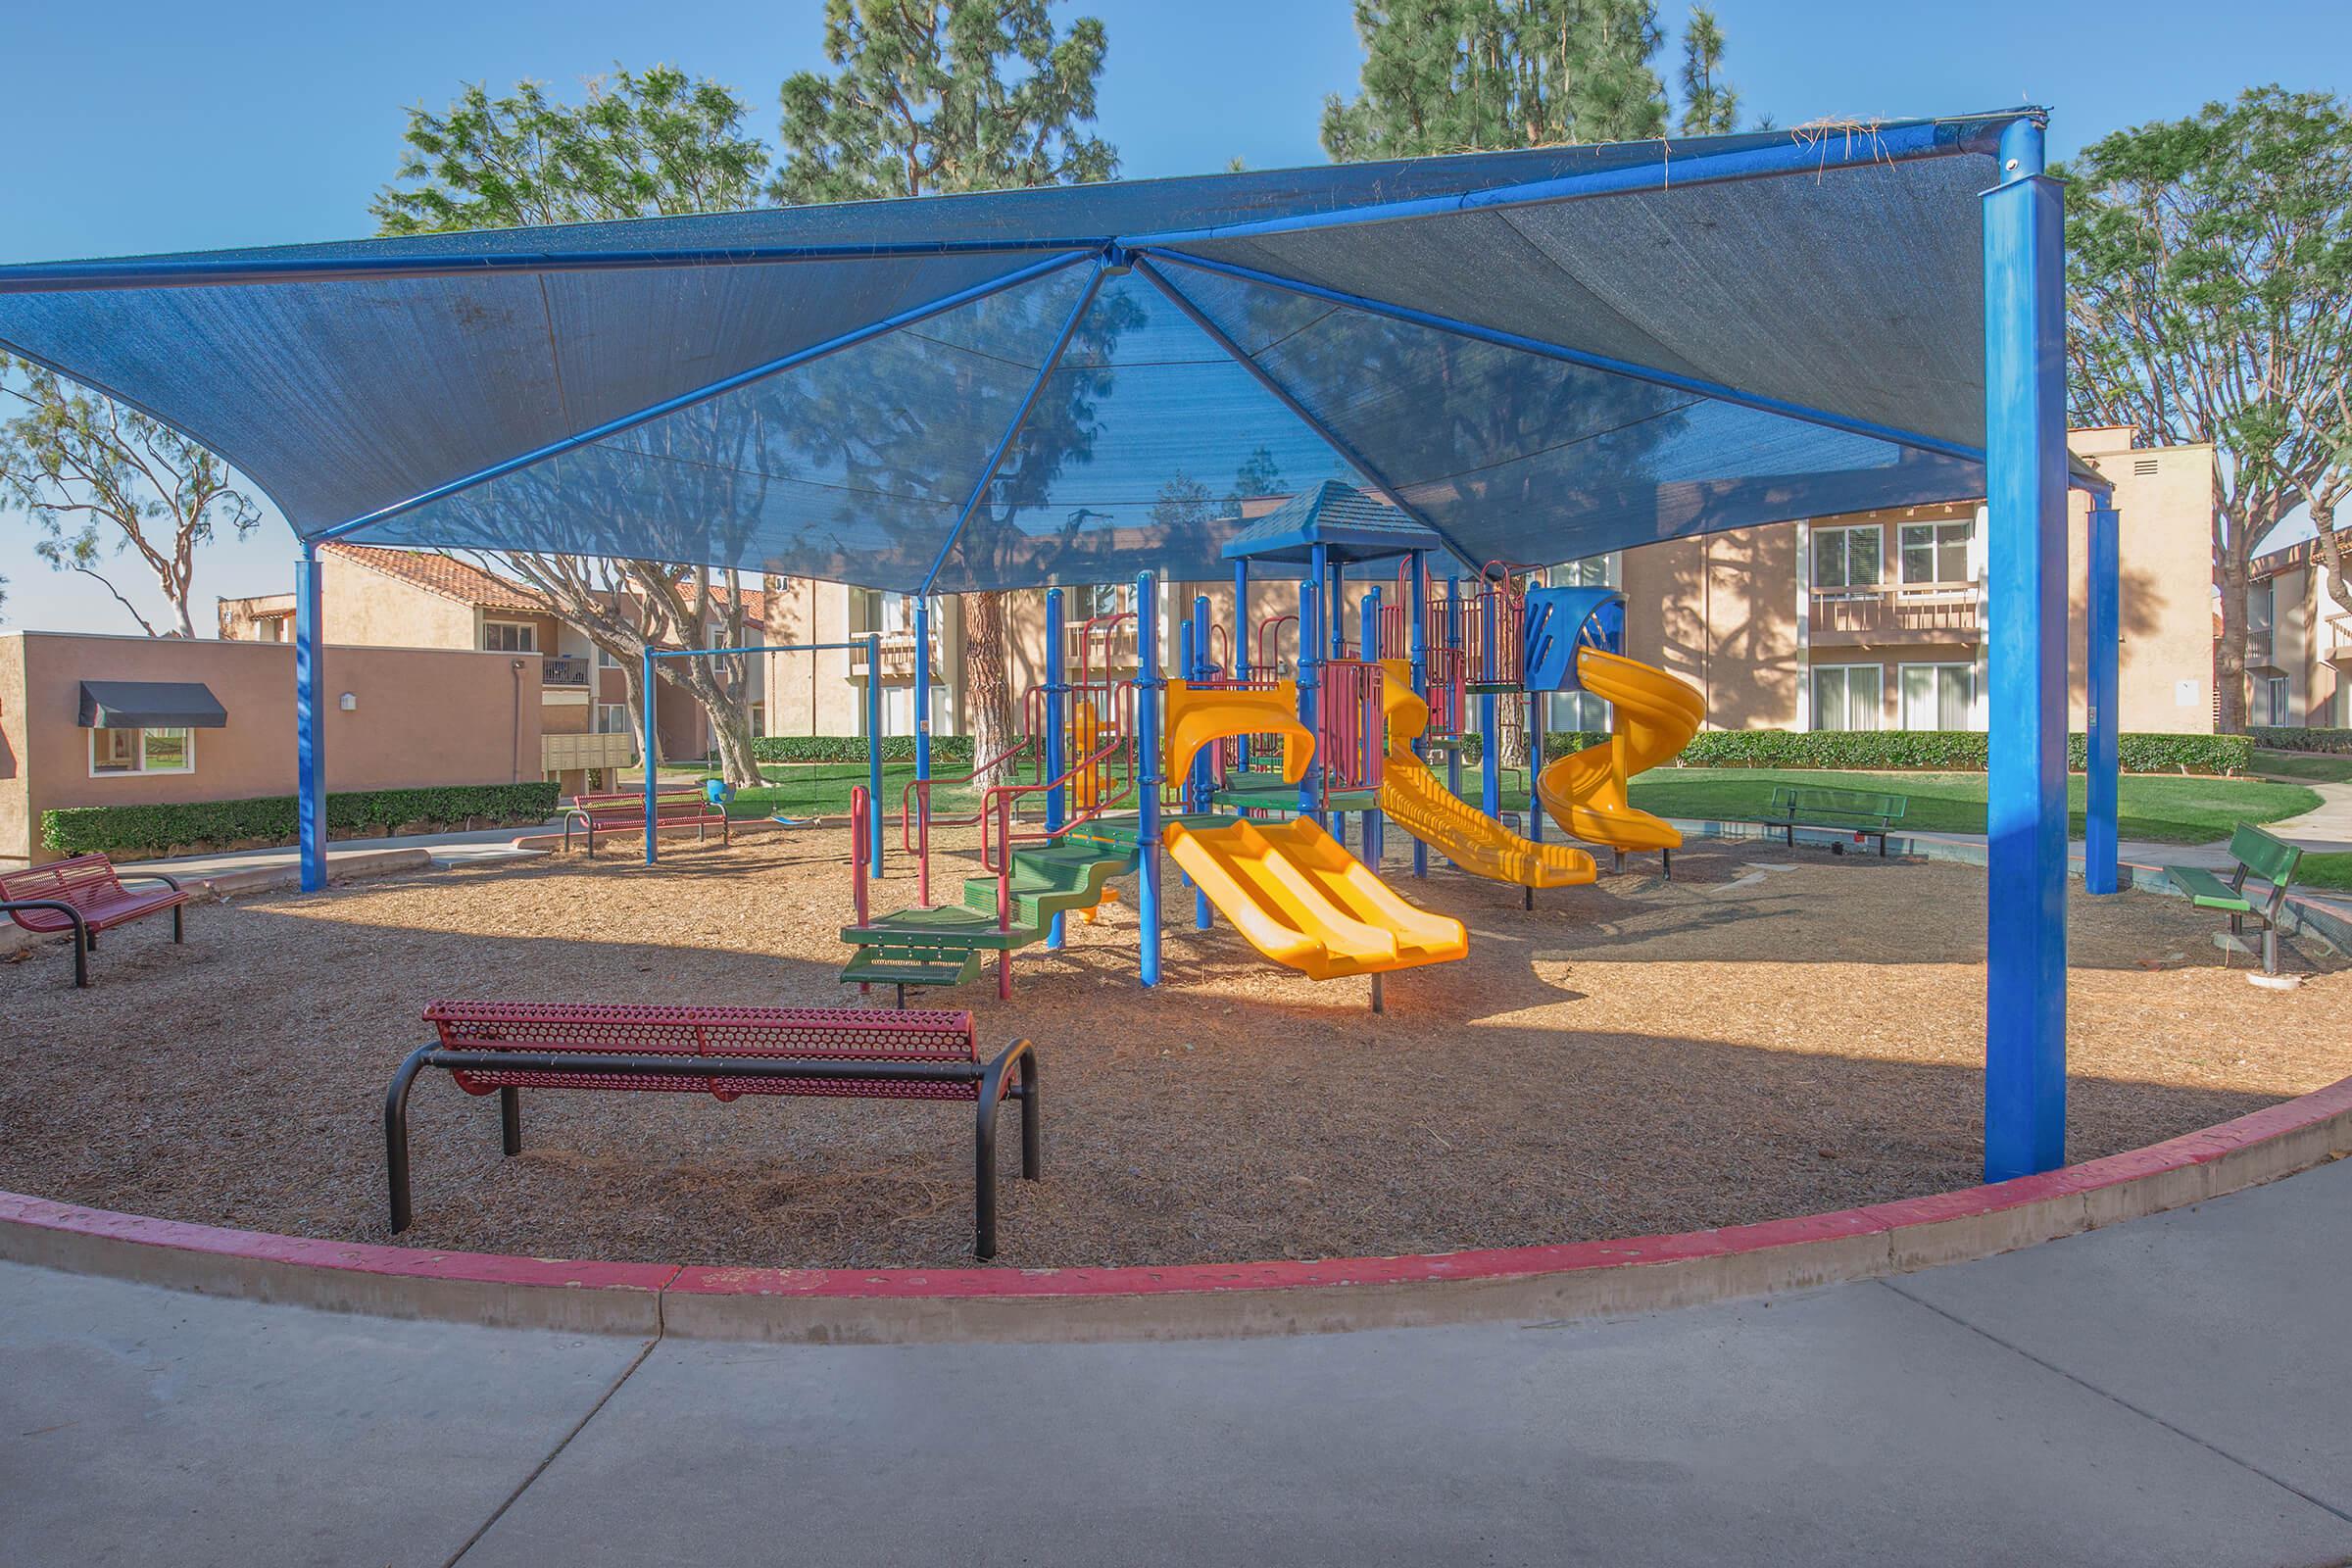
[2132, 458, 2160, 476]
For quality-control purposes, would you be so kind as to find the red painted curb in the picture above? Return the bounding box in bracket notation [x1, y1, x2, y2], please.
[5, 1075, 2347, 1314]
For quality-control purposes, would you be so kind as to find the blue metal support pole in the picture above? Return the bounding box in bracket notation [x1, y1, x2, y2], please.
[1330, 558, 1348, 846]
[294, 544, 327, 894]
[1136, 570, 1163, 988]
[1044, 587, 1068, 951]
[1409, 551, 1429, 878]
[864, 634, 885, 878]
[1232, 559, 1250, 775]
[2086, 504, 2122, 896]
[1360, 587, 1385, 872]
[641, 645, 659, 866]
[1446, 574, 1463, 809]
[1192, 595, 1213, 930]
[1480, 578, 1501, 824]
[913, 596, 932, 786]
[1983, 116, 2069, 1182]
[1299, 557, 1324, 827]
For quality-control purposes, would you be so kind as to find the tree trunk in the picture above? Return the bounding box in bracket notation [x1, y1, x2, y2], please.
[620, 658, 655, 768]
[166, 593, 195, 640]
[2216, 547, 2250, 733]
[2313, 495, 2352, 620]
[965, 590, 1017, 786]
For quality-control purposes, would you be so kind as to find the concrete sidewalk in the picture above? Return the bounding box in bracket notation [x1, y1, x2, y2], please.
[6, 1159, 2348, 1566]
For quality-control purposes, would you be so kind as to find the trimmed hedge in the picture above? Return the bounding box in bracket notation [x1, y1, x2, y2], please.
[42, 782, 562, 859]
[2251, 726, 2352, 755]
[1509, 727, 2251, 776]
[748, 734, 975, 765]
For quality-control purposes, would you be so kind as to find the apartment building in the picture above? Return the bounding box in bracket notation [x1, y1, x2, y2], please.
[2242, 536, 2351, 728]
[220, 545, 767, 788]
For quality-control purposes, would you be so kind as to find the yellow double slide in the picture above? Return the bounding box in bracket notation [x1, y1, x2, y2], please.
[1160, 679, 1466, 981]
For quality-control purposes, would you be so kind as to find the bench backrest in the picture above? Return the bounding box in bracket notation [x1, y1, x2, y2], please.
[569, 791, 717, 817]
[2228, 822, 2301, 888]
[426, 1002, 977, 1062]
[1768, 784, 1906, 821]
[0, 853, 124, 908]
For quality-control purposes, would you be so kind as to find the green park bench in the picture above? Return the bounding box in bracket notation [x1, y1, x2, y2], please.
[2164, 823, 2305, 976]
[1764, 784, 1908, 857]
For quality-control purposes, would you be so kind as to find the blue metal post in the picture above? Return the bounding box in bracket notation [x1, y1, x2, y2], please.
[1298, 565, 1323, 826]
[913, 596, 932, 786]
[1480, 577, 1501, 823]
[1983, 115, 2069, 1182]
[1360, 587, 1385, 872]
[1045, 587, 1068, 951]
[1409, 552, 1429, 878]
[2086, 504, 2122, 896]
[1136, 571, 1163, 988]
[641, 645, 659, 866]
[1330, 557, 1348, 845]
[294, 544, 327, 894]
[1446, 574, 1463, 808]
[1232, 560, 1250, 775]
[864, 633, 885, 878]
[1192, 594, 1213, 930]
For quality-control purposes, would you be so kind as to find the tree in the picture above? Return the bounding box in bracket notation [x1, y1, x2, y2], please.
[2064, 86, 2352, 731]
[372, 65, 777, 782]
[0, 355, 260, 636]
[1319, 0, 1738, 161]
[2303, 382, 2352, 628]
[773, 0, 1116, 784]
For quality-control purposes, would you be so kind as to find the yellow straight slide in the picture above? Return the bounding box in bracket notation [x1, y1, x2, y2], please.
[1162, 815, 1466, 981]
[1537, 647, 1705, 854]
[1373, 660, 1595, 890]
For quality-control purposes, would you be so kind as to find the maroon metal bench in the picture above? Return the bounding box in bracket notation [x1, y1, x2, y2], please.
[562, 790, 731, 858]
[384, 1003, 1039, 1258]
[0, 853, 189, 988]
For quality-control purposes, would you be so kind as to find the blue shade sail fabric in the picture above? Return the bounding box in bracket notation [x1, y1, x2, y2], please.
[0, 115, 2023, 591]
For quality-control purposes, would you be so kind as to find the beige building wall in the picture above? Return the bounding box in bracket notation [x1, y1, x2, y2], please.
[0, 632, 544, 865]
[2069, 429, 2217, 733]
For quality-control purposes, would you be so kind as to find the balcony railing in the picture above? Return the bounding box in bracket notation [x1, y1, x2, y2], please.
[850, 630, 932, 680]
[541, 656, 591, 687]
[1810, 581, 1981, 636]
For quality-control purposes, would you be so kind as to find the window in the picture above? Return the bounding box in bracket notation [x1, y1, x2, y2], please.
[1074, 582, 1128, 620]
[483, 619, 537, 653]
[89, 727, 194, 776]
[594, 704, 630, 735]
[598, 644, 619, 668]
[1898, 521, 1972, 586]
[1810, 665, 1882, 731]
[2259, 676, 2291, 726]
[1899, 663, 1976, 730]
[255, 617, 286, 643]
[2247, 578, 2274, 632]
[1812, 525, 1881, 594]
[1552, 555, 1611, 588]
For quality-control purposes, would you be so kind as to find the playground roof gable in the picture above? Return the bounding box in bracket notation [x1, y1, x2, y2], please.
[1221, 481, 1446, 566]
[0, 113, 2033, 593]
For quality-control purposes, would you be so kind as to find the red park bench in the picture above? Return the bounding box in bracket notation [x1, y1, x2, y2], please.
[0, 853, 190, 989]
[384, 1003, 1040, 1259]
[562, 789, 731, 858]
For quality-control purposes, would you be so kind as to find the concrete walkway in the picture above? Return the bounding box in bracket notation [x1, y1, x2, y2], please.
[6, 1159, 2348, 1566]
[2259, 776, 2352, 855]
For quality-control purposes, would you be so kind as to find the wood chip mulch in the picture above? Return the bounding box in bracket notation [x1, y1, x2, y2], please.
[2, 833, 2342, 1271]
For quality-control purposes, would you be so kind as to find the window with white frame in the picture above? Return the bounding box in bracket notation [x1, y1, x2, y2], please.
[1899, 662, 1975, 730]
[90, 726, 195, 776]
[1810, 664, 1882, 731]
[598, 644, 619, 668]
[1074, 582, 1128, 620]
[1553, 555, 1610, 588]
[594, 704, 630, 735]
[1812, 525, 1881, 595]
[483, 619, 537, 653]
[1898, 520, 1972, 586]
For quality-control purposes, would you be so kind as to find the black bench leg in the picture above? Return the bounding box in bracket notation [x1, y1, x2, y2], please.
[383, 1045, 434, 1234]
[974, 1095, 1002, 1261]
[2263, 923, 2278, 976]
[501, 1086, 522, 1155]
[1017, 1053, 1042, 1182]
[172, 905, 184, 943]
[71, 922, 89, 989]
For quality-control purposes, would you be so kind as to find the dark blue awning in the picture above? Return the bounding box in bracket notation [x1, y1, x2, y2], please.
[78, 681, 228, 729]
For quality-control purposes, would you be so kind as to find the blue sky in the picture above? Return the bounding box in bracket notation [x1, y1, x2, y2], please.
[2, 0, 2343, 633]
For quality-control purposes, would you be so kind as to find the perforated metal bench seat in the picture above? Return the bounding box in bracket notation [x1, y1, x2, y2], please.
[0, 853, 189, 988]
[384, 1003, 1039, 1257]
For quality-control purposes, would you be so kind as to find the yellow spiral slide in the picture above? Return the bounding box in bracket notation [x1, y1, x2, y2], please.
[1536, 647, 1706, 854]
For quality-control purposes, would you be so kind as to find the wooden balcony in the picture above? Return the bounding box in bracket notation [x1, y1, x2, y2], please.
[849, 630, 935, 682]
[1810, 581, 1981, 641]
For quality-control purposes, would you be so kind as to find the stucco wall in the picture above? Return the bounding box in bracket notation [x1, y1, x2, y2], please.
[0, 633, 544, 864]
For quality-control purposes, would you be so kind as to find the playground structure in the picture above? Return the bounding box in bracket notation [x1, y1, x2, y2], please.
[831, 483, 1709, 1009]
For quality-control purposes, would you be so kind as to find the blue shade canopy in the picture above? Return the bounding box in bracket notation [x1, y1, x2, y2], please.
[0, 113, 2032, 592]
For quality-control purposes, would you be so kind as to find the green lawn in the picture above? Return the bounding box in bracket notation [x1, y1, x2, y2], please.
[2253, 749, 2352, 784]
[2298, 853, 2352, 893]
[700, 761, 982, 821]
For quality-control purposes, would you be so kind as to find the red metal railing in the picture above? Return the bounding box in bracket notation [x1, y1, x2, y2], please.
[1255, 612, 1298, 675]
[850, 786, 872, 997]
[899, 732, 1037, 907]
[1317, 660, 1388, 793]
